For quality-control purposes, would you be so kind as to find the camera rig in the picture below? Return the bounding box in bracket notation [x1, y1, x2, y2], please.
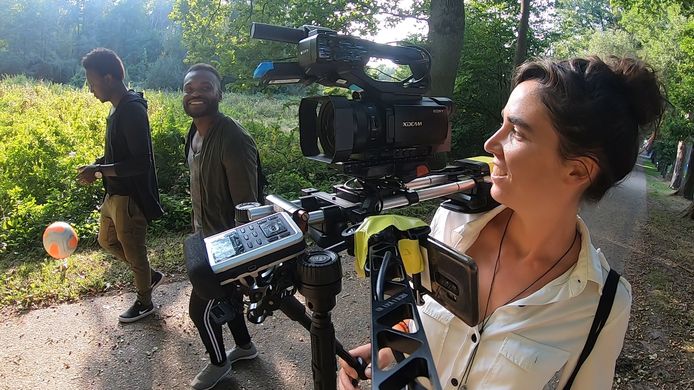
[250, 22, 452, 182]
[184, 23, 499, 390]
[184, 158, 497, 390]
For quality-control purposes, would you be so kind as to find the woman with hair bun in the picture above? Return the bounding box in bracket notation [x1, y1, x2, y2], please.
[339, 56, 665, 389]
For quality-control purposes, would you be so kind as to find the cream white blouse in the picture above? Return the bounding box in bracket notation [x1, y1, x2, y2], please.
[421, 205, 632, 389]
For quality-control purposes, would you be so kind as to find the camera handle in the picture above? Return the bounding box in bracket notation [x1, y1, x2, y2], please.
[279, 295, 369, 389]
[366, 228, 442, 390]
[242, 250, 369, 390]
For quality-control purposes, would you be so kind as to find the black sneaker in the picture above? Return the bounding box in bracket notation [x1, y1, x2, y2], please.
[118, 300, 155, 323]
[151, 269, 165, 291]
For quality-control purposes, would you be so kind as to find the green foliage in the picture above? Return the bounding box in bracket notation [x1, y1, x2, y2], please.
[170, 0, 385, 89]
[449, 1, 518, 160]
[585, 28, 640, 58]
[550, 0, 693, 183]
[0, 77, 340, 255]
[551, 0, 619, 58]
[614, 1, 694, 177]
[0, 78, 104, 250]
[0, 0, 186, 89]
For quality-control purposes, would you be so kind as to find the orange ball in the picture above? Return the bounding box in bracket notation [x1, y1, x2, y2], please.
[43, 222, 79, 259]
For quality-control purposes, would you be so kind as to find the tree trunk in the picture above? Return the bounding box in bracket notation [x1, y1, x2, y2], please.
[675, 142, 694, 200]
[427, 0, 465, 97]
[643, 130, 656, 155]
[670, 140, 686, 189]
[682, 201, 694, 219]
[513, 0, 531, 68]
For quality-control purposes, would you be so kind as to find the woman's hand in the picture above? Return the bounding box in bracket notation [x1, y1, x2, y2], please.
[338, 344, 371, 390]
[338, 344, 395, 389]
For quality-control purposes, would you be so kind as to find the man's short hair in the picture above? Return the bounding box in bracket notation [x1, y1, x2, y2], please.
[81, 48, 125, 81]
[186, 63, 222, 85]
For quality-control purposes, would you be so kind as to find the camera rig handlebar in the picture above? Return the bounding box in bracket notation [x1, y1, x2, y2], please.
[250, 22, 430, 102]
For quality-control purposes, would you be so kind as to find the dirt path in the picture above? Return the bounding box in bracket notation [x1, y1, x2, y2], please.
[579, 160, 649, 274]
[0, 260, 372, 390]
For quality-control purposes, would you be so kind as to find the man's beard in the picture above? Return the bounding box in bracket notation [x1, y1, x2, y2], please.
[184, 99, 219, 118]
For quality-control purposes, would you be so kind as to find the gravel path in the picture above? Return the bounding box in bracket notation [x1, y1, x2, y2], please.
[580, 159, 648, 274]
[0, 259, 371, 390]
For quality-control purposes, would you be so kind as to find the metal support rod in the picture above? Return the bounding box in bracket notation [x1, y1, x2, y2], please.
[245, 177, 488, 224]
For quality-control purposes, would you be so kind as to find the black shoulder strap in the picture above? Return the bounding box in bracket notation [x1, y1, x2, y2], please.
[562, 269, 620, 389]
[256, 151, 268, 203]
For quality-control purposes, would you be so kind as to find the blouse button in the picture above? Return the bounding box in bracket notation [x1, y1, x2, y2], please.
[451, 378, 459, 387]
[471, 334, 477, 343]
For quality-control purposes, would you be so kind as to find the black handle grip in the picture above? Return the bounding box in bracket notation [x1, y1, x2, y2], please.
[250, 22, 307, 44]
[349, 356, 369, 386]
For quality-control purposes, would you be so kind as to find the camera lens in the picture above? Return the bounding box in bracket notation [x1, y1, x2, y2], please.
[318, 100, 336, 156]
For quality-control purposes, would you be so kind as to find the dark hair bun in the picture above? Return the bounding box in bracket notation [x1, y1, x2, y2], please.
[608, 56, 665, 127]
[513, 55, 666, 203]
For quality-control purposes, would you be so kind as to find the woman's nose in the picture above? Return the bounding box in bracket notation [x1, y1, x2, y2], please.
[484, 128, 504, 156]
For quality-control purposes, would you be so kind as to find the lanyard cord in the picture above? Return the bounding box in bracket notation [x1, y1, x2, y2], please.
[460, 210, 580, 387]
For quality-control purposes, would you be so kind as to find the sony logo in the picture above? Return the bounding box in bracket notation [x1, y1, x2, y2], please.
[402, 121, 423, 127]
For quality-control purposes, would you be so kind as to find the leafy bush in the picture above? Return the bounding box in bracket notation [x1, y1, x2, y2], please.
[0, 78, 104, 252]
[0, 77, 338, 256]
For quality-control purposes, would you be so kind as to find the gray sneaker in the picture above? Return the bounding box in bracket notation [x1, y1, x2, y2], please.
[227, 342, 258, 363]
[190, 360, 231, 390]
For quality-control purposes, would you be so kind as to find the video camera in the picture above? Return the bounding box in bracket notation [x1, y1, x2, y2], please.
[184, 23, 498, 390]
[251, 23, 452, 181]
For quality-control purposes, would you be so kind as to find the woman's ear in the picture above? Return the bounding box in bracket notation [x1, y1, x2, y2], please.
[566, 157, 598, 188]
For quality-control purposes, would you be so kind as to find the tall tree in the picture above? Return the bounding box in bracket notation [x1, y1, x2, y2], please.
[513, 0, 530, 67]
[427, 0, 465, 97]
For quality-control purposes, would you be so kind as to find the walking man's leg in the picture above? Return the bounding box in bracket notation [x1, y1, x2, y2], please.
[226, 292, 257, 363]
[189, 289, 232, 389]
[108, 195, 156, 322]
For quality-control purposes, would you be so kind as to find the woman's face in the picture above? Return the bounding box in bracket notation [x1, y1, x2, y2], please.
[484, 80, 569, 210]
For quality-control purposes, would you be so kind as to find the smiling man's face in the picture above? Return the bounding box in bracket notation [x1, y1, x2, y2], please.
[182, 70, 221, 118]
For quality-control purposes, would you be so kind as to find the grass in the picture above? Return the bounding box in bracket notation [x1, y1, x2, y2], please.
[636, 158, 694, 327]
[615, 159, 694, 388]
[640, 159, 694, 271]
[0, 232, 189, 312]
[0, 206, 443, 313]
[0, 202, 444, 313]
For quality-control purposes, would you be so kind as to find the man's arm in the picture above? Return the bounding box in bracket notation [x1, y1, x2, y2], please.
[103, 101, 152, 177]
[222, 128, 258, 205]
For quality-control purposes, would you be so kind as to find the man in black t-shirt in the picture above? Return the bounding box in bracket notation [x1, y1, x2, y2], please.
[77, 48, 164, 323]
